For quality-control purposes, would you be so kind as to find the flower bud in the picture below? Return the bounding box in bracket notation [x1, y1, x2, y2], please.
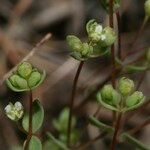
[100, 27, 117, 47]
[81, 43, 93, 57]
[17, 62, 32, 79]
[5, 102, 24, 121]
[9, 75, 28, 89]
[28, 71, 41, 88]
[126, 91, 144, 107]
[145, 0, 150, 17]
[66, 35, 82, 52]
[86, 20, 103, 42]
[146, 48, 150, 63]
[101, 84, 120, 105]
[118, 77, 134, 96]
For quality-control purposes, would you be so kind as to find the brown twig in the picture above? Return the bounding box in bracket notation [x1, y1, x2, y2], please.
[67, 61, 84, 147]
[127, 118, 150, 135]
[0, 33, 52, 85]
[130, 16, 149, 51]
[74, 132, 107, 150]
[136, 70, 147, 90]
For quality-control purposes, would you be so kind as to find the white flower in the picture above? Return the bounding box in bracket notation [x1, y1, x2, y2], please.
[100, 34, 106, 41]
[95, 25, 103, 33]
[14, 101, 23, 111]
[5, 102, 24, 121]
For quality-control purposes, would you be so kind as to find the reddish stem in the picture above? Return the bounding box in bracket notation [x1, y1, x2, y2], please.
[110, 112, 122, 150]
[67, 61, 84, 147]
[24, 90, 33, 150]
[116, 12, 122, 60]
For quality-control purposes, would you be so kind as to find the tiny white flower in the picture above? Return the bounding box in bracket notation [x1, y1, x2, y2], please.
[101, 35, 106, 41]
[5, 105, 12, 113]
[95, 25, 103, 33]
[14, 101, 23, 111]
[5, 102, 24, 121]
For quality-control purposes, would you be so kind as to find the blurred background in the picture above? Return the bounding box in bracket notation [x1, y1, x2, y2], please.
[0, 0, 149, 149]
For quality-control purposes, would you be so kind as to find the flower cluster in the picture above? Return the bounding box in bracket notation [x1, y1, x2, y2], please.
[5, 102, 24, 121]
[66, 20, 117, 61]
[6, 62, 46, 92]
[97, 77, 145, 112]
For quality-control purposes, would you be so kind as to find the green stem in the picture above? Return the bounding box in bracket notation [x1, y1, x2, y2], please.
[67, 61, 84, 147]
[122, 133, 150, 150]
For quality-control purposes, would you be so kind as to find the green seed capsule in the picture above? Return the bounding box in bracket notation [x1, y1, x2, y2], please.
[118, 77, 134, 96]
[10, 75, 28, 89]
[101, 84, 114, 101]
[112, 90, 121, 106]
[126, 91, 144, 107]
[101, 27, 117, 47]
[145, 0, 150, 17]
[17, 62, 32, 79]
[28, 71, 41, 88]
[9, 75, 20, 87]
[66, 35, 83, 52]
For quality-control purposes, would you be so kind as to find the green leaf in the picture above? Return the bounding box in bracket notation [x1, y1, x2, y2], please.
[125, 65, 147, 72]
[53, 107, 76, 133]
[97, 92, 120, 112]
[22, 100, 44, 133]
[28, 136, 42, 150]
[89, 116, 114, 133]
[46, 132, 69, 150]
[121, 133, 150, 150]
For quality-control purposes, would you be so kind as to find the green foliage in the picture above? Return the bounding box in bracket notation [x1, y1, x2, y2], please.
[46, 132, 69, 150]
[22, 100, 44, 133]
[28, 136, 42, 150]
[52, 107, 79, 145]
[6, 62, 46, 92]
[89, 116, 114, 133]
